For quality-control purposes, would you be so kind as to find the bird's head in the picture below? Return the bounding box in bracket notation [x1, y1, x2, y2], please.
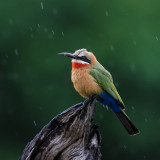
[58, 49, 97, 68]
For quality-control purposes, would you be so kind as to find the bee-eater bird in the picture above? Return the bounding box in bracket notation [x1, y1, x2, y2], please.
[58, 49, 139, 136]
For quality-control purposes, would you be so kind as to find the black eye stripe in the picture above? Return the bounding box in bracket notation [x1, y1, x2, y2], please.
[78, 56, 91, 64]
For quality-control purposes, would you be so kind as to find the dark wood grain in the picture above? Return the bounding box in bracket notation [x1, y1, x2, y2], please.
[20, 94, 101, 160]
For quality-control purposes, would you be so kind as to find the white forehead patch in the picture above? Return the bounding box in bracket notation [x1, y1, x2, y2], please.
[74, 48, 87, 56]
[72, 59, 89, 64]
[78, 52, 85, 57]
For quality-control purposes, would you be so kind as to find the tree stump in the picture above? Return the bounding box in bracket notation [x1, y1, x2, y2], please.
[20, 94, 101, 160]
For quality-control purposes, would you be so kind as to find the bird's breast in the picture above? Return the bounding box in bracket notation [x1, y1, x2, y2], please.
[71, 68, 102, 98]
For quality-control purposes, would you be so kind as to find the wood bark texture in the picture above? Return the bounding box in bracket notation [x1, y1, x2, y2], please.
[20, 94, 101, 160]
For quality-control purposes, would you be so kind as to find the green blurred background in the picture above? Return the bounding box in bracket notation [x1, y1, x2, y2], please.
[1, 0, 160, 159]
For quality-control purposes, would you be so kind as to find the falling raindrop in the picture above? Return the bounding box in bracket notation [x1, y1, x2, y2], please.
[62, 32, 64, 36]
[105, 11, 109, 16]
[38, 24, 40, 28]
[34, 120, 37, 126]
[52, 30, 54, 35]
[110, 45, 114, 51]
[156, 36, 158, 40]
[41, 2, 44, 10]
[133, 41, 136, 45]
[14, 49, 18, 56]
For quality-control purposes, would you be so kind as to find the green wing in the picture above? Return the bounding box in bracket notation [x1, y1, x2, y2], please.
[90, 62, 125, 109]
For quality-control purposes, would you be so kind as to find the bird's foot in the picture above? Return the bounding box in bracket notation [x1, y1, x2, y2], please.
[83, 94, 98, 106]
[89, 94, 99, 101]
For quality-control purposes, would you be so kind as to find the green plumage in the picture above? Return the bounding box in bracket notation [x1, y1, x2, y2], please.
[89, 62, 125, 109]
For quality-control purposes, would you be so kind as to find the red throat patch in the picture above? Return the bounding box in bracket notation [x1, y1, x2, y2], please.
[72, 62, 88, 68]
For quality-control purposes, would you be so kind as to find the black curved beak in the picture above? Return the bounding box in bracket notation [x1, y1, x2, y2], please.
[58, 52, 77, 59]
[58, 52, 91, 64]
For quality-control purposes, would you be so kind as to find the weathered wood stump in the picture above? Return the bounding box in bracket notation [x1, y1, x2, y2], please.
[20, 94, 101, 160]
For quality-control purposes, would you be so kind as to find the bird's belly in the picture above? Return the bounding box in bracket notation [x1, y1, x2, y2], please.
[71, 68, 102, 97]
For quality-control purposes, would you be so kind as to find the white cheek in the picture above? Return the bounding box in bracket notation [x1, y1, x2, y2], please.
[72, 59, 89, 64]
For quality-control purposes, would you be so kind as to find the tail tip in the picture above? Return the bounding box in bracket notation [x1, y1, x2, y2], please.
[130, 130, 140, 136]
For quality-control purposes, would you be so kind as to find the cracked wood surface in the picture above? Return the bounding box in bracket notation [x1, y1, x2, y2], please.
[20, 95, 101, 160]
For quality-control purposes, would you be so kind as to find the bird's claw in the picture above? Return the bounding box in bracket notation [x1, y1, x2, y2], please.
[89, 94, 99, 101]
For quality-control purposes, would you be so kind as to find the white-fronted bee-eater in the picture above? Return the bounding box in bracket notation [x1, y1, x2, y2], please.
[58, 49, 139, 136]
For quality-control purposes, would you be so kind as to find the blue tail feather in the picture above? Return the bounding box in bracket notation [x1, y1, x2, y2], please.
[98, 91, 121, 113]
